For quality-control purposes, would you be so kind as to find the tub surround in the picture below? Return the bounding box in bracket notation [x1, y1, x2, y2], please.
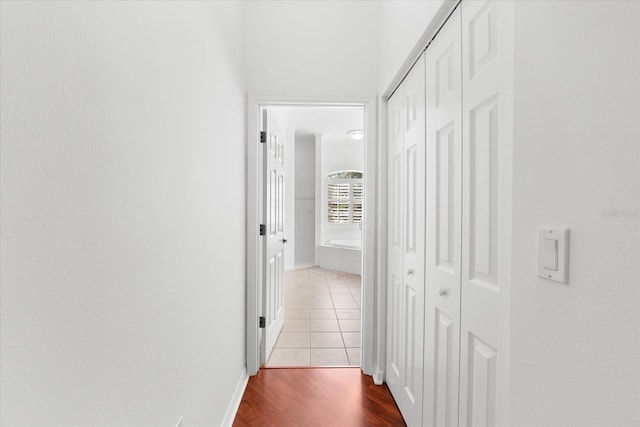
[318, 239, 362, 275]
[325, 239, 361, 250]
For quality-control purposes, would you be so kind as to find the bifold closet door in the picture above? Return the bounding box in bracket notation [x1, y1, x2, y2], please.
[459, 1, 513, 426]
[386, 81, 403, 400]
[386, 53, 426, 427]
[423, 6, 463, 427]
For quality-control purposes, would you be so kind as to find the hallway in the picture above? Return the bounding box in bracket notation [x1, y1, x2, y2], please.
[232, 368, 405, 426]
[1, 1, 639, 426]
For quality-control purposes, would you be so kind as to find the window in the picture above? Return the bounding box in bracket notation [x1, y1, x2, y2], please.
[326, 170, 363, 224]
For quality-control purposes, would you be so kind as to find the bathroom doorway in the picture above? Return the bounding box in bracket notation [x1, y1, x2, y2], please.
[267, 106, 364, 367]
[246, 99, 378, 375]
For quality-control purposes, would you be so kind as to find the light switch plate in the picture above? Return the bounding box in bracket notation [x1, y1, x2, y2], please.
[537, 228, 569, 283]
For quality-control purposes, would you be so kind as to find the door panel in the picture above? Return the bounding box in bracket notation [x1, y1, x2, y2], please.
[386, 53, 426, 427]
[402, 56, 426, 426]
[460, 1, 513, 426]
[386, 90, 404, 397]
[469, 96, 500, 288]
[424, 7, 462, 427]
[435, 309, 454, 427]
[263, 110, 286, 363]
[467, 334, 498, 427]
[406, 145, 417, 253]
[436, 123, 455, 273]
[390, 274, 402, 378]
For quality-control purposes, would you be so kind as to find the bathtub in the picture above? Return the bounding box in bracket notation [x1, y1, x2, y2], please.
[318, 239, 362, 275]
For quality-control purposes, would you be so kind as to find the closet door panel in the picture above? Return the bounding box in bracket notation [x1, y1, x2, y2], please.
[386, 53, 426, 427]
[386, 92, 404, 396]
[424, 7, 462, 427]
[460, 1, 513, 426]
[401, 53, 427, 427]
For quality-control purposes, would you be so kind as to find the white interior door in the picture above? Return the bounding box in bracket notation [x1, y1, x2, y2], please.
[386, 90, 404, 399]
[424, 6, 463, 427]
[386, 54, 426, 427]
[262, 109, 286, 364]
[459, 1, 513, 426]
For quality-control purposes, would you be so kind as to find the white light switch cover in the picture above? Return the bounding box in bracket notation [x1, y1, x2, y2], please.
[537, 228, 569, 283]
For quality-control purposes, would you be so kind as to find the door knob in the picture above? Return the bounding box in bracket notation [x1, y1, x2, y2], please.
[407, 269, 415, 275]
[438, 288, 448, 296]
[281, 238, 288, 244]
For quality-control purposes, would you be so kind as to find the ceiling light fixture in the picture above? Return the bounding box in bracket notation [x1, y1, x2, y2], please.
[346, 129, 364, 141]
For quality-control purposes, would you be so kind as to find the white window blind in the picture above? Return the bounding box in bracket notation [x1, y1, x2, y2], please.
[326, 170, 363, 224]
[353, 182, 363, 224]
[328, 183, 351, 224]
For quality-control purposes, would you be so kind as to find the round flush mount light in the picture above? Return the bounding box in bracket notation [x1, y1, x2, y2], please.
[346, 129, 364, 141]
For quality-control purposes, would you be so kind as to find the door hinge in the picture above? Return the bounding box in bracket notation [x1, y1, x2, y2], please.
[259, 224, 266, 236]
[259, 316, 266, 328]
[260, 131, 267, 143]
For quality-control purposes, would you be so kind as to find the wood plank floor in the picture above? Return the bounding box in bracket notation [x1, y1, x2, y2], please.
[233, 368, 406, 426]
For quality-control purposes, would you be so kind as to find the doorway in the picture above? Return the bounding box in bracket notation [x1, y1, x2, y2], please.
[263, 106, 365, 366]
[246, 98, 379, 377]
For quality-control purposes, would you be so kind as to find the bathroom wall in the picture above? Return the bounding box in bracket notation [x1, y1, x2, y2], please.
[320, 138, 365, 244]
[294, 133, 316, 267]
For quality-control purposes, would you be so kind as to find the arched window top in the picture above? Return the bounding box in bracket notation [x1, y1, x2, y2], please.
[326, 170, 363, 180]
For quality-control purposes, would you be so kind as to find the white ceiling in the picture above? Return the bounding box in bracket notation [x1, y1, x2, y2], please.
[269, 106, 364, 142]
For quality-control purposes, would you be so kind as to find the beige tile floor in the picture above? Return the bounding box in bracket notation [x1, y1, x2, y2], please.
[265, 266, 362, 367]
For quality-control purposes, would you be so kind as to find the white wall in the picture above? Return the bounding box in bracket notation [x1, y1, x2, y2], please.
[320, 139, 365, 244]
[0, 2, 247, 426]
[510, 2, 640, 426]
[245, 0, 377, 97]
[294, 134, 316, 266]
[376, 0, 445, 95]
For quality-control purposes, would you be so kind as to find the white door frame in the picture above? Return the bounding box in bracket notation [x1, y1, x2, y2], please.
[246, 96, 380, 377]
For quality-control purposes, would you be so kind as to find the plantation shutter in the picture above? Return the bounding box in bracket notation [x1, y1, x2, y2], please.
[328, 182, 351, 224]
[326, 170, 364, 225]
[353, 182, 363, 224]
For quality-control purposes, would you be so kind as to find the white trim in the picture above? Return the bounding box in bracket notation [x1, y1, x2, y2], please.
[220, 368, 249, 427]
[372, 370, 385, 386]
[246, 95, 378, 377]
[360, 97, 377, 375]
[246, 96, 261, 376]
[373, 97, 388, 381]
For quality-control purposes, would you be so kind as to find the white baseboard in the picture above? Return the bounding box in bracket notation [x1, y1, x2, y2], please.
[220, 367, 249, 427]
[372, 370, 384, 386]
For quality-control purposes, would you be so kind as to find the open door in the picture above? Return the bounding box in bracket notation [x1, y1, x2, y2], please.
[261, 109, 286, 364]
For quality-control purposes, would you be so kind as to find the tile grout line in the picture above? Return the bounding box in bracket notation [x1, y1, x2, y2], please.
[272, 267, 362, 367]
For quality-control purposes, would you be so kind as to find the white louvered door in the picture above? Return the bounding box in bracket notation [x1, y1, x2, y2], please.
[424, 7, 463, 427]
[386, 54, 426, 427]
